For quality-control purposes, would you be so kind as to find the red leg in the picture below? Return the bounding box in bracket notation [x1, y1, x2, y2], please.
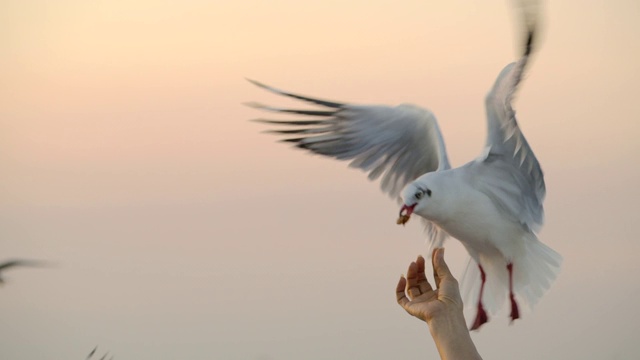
[470, 264, 489, 330]
[507, 263, 520, 322]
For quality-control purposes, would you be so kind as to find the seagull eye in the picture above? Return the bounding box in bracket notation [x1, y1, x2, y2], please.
[415, 190, 424, 200]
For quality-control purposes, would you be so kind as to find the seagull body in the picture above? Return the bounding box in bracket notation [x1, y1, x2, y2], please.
[402, 153, 560, 328]
[248, 4, 560, 329]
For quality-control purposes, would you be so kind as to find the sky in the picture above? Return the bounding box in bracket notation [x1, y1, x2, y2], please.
[1, 0, 639, 359]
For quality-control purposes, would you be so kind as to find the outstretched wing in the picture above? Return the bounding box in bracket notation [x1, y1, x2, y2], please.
[247, 79, 450, 199]
[480, 7, 544, 232]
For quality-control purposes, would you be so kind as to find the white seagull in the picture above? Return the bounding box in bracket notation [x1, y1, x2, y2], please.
[247, 6, 561, 330]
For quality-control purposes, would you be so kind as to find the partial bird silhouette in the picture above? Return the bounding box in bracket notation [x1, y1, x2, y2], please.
[0, 259, 50, 285]
[85, 346, 98, 360]
[85, 346, 113, 360]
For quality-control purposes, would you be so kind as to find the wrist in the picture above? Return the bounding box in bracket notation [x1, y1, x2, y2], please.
[426, 310, 482, 360]
[426, 308, 468, 339]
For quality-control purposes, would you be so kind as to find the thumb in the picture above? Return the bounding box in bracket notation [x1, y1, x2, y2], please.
[433, 248, 454, 288]
[433, 248, 463, 307]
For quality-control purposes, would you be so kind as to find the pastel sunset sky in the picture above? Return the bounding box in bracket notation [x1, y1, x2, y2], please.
[1, 1, 639, 359]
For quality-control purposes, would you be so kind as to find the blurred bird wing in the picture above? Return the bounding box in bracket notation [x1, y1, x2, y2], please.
[247, 79, 450, 200]
[0, 259, 49, 271]
[481, 25, 545, 232]
[86, 346, 98, 360]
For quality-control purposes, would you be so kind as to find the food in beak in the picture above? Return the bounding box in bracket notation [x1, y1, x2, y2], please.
[396, 204, 416, 225]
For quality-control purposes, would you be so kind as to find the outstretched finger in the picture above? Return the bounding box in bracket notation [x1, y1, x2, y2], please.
[416, 255, 433, 294]
[396, 276, 409, 308]
[406, 261, 422, 299]
[432, 248, 441, 288]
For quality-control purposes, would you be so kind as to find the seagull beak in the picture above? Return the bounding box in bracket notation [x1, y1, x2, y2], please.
[397, 204, 416, 226]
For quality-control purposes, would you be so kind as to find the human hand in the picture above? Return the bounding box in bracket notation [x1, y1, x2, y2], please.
[396, 248, 481, 360]
[395, 248, 463, 324]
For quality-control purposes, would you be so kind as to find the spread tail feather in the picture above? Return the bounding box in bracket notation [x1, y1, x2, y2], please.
[460, 235, 562, 317]
[515, 236, 562, 308]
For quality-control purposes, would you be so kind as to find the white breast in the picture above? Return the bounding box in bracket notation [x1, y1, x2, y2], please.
[436, 181, 527, 261]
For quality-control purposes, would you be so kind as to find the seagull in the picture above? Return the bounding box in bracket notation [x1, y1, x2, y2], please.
[247, 3, 560, 330]
[0, 259, 49, 285]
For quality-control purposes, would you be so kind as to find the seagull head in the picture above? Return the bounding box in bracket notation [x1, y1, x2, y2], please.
[398, 173, 445, 225]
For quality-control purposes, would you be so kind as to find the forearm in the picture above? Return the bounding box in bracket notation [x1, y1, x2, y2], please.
[427, 311, 482, 360]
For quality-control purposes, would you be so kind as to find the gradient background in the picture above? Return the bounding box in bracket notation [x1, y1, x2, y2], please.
[1, 0, 639, 359]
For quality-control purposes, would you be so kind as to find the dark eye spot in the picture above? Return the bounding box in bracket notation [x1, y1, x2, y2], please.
[426, 189, 432, 197]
